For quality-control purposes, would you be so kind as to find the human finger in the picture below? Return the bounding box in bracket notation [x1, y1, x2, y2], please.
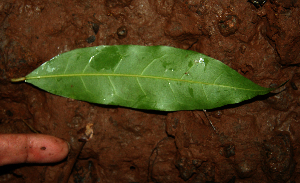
[0, 134, 69, 166]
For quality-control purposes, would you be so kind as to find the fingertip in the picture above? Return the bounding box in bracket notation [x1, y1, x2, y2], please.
[27, 134, 69, 163]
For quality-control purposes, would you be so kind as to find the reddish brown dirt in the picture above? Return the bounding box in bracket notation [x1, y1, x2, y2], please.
[1, 0, 300, 182]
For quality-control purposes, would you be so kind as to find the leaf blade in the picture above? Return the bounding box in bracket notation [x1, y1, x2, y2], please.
[25, 45, 272, 111]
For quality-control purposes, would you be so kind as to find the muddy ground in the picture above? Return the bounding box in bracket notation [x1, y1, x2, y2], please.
[1, 0, 300, 182]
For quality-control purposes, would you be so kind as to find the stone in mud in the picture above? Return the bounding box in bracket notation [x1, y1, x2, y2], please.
[262, 133, 296, 182]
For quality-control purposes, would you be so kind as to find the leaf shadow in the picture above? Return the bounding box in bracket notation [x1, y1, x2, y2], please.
[206, 92, 276, 112]
[93, 103, 169, 116]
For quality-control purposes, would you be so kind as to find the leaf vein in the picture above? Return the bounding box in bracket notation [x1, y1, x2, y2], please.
[168, 81, 185, 105]
[108, 76, 117, 96]
[180, 63, 194, 79]
[108, 76, 134, 102]
[140, 55, 165, 75]
[213, 73, 223, 84]
[26, 73, 267, 92]
[113, 58, 123, 73]
[80, 76, 89, 92]
[64, 59, 71, 74]
[201, 85, 209, 102]
[136, 78, 147, 96]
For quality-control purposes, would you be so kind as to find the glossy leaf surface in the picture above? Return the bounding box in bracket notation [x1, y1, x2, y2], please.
[25, 45, 272, 111]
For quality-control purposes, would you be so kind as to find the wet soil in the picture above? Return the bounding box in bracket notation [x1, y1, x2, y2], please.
[1, 0, 300, 182]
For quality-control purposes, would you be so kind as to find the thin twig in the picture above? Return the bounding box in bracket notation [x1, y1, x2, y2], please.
[59, 141, 86, 183]
[203, 110, 217, 132]
[22, 119, 40, 133]
[57, 123, 94, 183]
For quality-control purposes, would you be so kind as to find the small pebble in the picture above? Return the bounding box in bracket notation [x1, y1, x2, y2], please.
[235, 159, 258, 178]
[291, 82, 298, 90]
[117, 26, 128, 39]
[92, 23, 99, 34]
[86, 35, 96, 43]
[218, 15, 239, 37]
[223, 144, 235, 158]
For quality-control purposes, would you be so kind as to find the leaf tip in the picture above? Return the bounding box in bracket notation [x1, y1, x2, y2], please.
[11, 77, 26, 83]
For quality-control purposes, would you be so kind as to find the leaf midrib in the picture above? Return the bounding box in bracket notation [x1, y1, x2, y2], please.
[26, 73, 267, 92]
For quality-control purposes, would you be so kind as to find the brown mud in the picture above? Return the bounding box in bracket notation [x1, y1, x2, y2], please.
[1, 0, 300, 182]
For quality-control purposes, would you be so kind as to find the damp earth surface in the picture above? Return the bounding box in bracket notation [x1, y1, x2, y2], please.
[1, 0, 300, 182]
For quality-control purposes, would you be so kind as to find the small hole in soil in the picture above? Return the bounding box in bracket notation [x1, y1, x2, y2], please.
[6, 110, 13, 117]
[130, 166, 136, 170]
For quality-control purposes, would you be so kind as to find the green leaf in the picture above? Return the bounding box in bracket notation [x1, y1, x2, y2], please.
[24, 45, 272, 111]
